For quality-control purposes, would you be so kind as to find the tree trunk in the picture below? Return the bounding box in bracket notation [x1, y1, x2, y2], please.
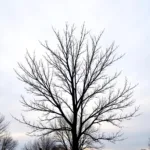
[72, 135, 79, 150]
[72, 117, 79, 150]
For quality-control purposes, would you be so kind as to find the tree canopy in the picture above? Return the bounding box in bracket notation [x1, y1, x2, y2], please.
[15, 24, 138, 150]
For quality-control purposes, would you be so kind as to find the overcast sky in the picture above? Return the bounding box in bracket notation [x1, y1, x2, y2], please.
[0, 0, 150, 150]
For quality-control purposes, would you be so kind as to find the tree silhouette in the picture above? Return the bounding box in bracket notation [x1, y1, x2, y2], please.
[0, 114, 17, 150]
[0, 114, 8, 138]
[0, 133, 18, 150]
[23, 136, 55, 150]
[15, 24, 138, 150]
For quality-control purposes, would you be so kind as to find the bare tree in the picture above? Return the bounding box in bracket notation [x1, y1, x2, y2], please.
[0, 133, 18, 150]
[0, 114, 17, 150]
[0, 114, 8, 138]
[23, 136, 55, 150]
[52, 145, 66, 150]
[15, 24, 139, 150]
[148, 138, 150, 150]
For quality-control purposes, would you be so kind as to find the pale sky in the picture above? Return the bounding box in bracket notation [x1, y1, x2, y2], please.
[0, 0, 150, 150]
